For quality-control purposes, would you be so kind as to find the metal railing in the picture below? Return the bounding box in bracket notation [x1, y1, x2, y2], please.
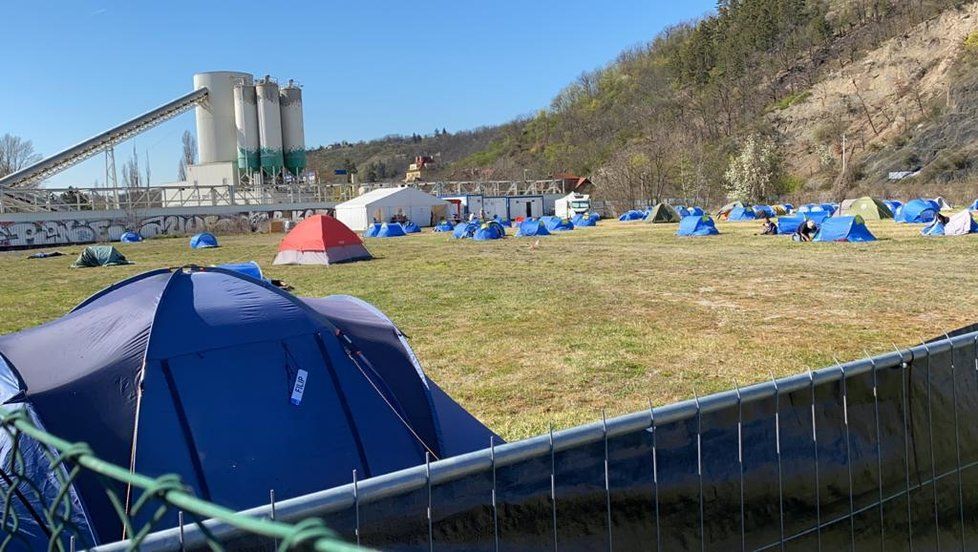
[125, 324, 978, 550]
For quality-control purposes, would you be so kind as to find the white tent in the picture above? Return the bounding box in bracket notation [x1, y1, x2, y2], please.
[934, 196, 953, 210]
[335, 187, 451, 231]
[944, 209, 977, 236]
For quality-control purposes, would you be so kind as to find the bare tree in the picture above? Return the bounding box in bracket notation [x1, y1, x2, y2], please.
[0, 134, 42, 181]
[122, 146, 142, 189]
[177, 130, 197, 181]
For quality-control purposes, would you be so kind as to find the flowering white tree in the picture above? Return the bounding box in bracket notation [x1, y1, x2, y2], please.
[724, 134, 784, 202]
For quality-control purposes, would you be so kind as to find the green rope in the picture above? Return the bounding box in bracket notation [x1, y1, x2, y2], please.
[0, 406, 364, 551]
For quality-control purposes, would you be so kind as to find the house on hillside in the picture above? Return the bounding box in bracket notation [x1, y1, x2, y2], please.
[552, 173, 594, 194]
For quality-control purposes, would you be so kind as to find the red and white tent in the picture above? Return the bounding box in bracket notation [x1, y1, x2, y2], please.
[273, 215, 372, 265]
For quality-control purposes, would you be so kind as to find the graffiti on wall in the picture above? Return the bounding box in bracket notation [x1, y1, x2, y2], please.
[0, 209, 329, 248]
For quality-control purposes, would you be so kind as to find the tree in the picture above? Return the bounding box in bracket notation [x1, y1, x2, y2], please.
[723, 133, 785, 202]
[177, 131, 197, 181]
[0, 134, 42, 181]
[122, 146, 142, 188]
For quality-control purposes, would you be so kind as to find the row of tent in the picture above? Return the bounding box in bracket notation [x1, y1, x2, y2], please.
[619, 204, 706, 223]
[119, 231, 220, 249]
[678, 213, 880, 241]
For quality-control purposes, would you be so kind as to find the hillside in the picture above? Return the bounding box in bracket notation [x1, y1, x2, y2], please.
[309, 0, 978, 207]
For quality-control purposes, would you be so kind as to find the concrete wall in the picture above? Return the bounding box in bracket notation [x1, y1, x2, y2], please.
[0, 203, 333, 249]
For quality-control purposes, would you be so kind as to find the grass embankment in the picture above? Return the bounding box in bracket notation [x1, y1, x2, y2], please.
[1, 220, 976, 440]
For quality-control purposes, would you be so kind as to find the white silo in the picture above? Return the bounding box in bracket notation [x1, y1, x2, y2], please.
[256, 76, 284, 176]
[280, 80, 306, 177]
[193, 71, 253, 164]
[233, 80, 260, 172]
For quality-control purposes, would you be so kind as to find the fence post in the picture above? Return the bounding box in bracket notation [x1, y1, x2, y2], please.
[353, 469, 360, 547]
[736, 383, 746, 552]
[648, 400, 660, 552]
[550, 424, 557, 552]
[920, 340, 942, 547]
[491, 436, 499, 552]
[896, 346, 914, 547]
[603, 410, 613, 552]
[837, 361, 856, 550]
[694, 391, 705, 552]
[426, 452, 433, 552]
[809, 371, 822, 552]
[771, 374, 785, 550]
[867, 353, 885, 550]
[945, 334, 966, 551]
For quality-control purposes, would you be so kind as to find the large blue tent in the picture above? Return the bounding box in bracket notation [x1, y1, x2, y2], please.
[544, 217, 574, 232]
[0, 268, 498, 547]
[897, 198, 940, 223]
[813, 215, 877, 242]
[189, 232, 218, 249]
[727, 206, 756, 221]
[433, 221, 455, 232]
[571, 213, 599, 227]
[363, 223, 382, 238]
[372, 222, 407, 238]
[473, 221, 506, 240]
[777, 215, 806, 235]
[618, 210, 645, 222]
[401, 221, 421, 233]
[452, 222, 479, 239]
[119, 231, 142, 243]
[677, 215, 719, 236]
[687, 207, 705, 217]
[515, 219, 551, 237]
[752, 205, 775, 218]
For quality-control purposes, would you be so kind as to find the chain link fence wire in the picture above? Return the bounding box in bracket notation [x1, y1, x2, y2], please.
[0, 404, 361, 551]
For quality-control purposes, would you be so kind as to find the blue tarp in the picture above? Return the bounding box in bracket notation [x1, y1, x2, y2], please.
[677, 215, 719, 236]
[618, 210, 645, 221]
[727, 206, 756, 221]
[777, 215, 806, 235]
[119, 231, 142, 243]
[515, 219, 551, 237]
[473, 222, 506, 240]
[214, 261, 265, 281]
[373, 223, 406, 238]
[543, 217, 574, 232]
[401, 221, 421, 233]
[189, 232, 218, 249]
[452, 222, 479, 239]
[752, 204, 775, 218]
[897, 198, 940, 223]
[433, 221, 455, 232]
[0, 269, 499, 544]
[812, 215, 877, 242]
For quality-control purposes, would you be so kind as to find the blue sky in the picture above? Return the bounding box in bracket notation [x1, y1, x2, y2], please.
[2, 1, 713, 187]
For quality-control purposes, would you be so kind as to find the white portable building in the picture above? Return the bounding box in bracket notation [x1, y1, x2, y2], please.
[335, 187, 451, 231]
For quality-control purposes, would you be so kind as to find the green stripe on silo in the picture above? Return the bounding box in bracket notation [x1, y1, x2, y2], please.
[238, 148, 260, 171]
[284, 150, 307, 173]
[260, 147, 284, 174]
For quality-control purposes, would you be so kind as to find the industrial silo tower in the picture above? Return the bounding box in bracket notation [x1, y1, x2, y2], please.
[256, 76, 284, 178]
[233, 78, 260, 178]
[193, 71, 253, 165]
[280, 80, 306, 178]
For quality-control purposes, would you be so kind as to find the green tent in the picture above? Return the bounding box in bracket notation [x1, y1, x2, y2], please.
[840, 196, 893, 219]
[71, 246, 133, 268]
[645, 203, 681, 223]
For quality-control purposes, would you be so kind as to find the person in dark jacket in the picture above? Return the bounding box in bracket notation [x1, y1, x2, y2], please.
[759, 217, 778, 235]
[794, 219, 818, 242]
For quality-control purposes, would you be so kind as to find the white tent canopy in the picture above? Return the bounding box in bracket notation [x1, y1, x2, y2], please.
[335, 187, 451, 231]
[944, 209, 976, 236]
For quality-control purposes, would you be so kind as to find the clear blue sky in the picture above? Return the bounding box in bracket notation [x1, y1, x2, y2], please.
[3, 1, 713, 187]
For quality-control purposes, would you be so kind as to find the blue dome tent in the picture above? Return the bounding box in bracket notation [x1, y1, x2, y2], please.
[677, 215, 719, 236]
[473, 221, 506, 240]
[372, 222, 407, 238]
[802, 210, 831, 225]
[618, 210, 645, 222]
[401, 221, 421, 233]
[674, 206, 691, 218]
[813, 215, 877, 242]
[515, 219, 551, 237]
[777, 215, 806, 235]
[727, 206, 756, 221]
[543, 217, 574, 232]
[921, 221, 945, 236]
[433, 221, 455, 232]
[452, 222, 479, 239]
[752, 205, 776, 218]
[897, 199, 940, 223]
[883, 200, 903, 215]
[571, 213, 599, 227]
[119, 231, 142, 243]
[687, 207, 705, 217]
[492, 215, 511, 228]
[0, 268, 498, 547]
[363, 223, 382, 238]
[189, 232, 218, 249]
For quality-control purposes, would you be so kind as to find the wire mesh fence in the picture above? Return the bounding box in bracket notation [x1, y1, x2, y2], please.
[119, 324, 978, 551]
[0, 404, 359, 551]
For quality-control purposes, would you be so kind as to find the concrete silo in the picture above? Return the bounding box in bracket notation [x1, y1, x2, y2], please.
[233, 80, 260, 173]
[256, 76, 284, 177]
[193, 71, 253, 164]
[280, 80, 306, 177]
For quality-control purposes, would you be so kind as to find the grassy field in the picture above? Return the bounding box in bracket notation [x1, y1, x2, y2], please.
[1, 219, 976, 441]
